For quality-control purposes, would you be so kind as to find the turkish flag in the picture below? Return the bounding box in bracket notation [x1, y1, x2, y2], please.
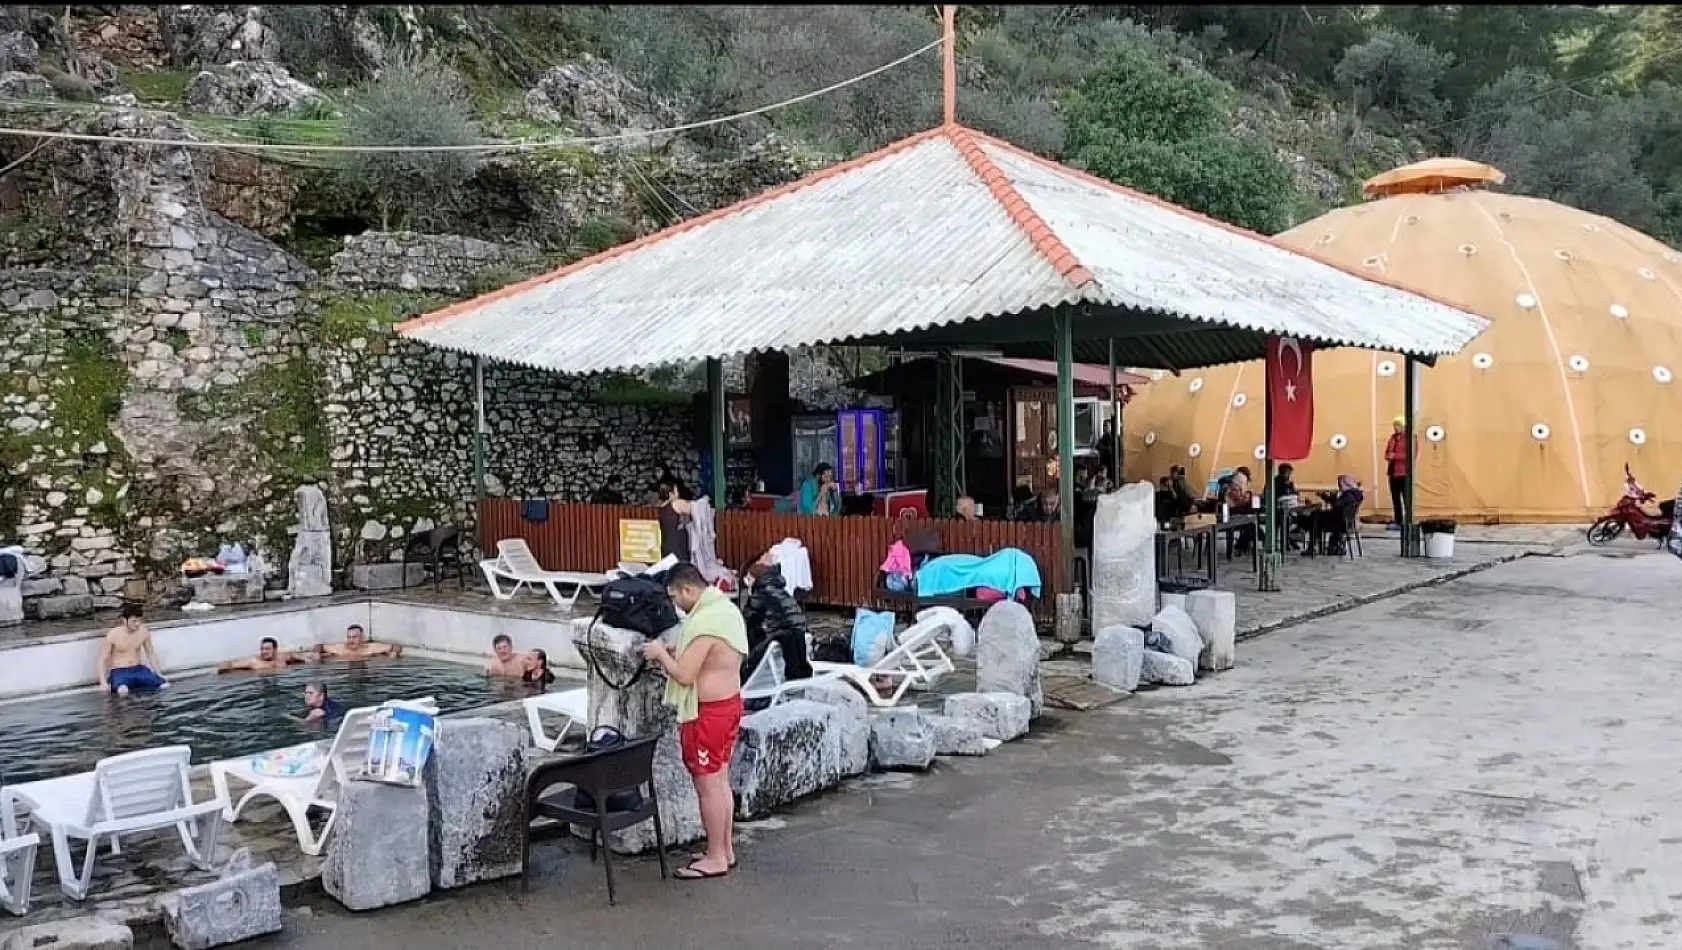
[1266, 336, 1315, 461]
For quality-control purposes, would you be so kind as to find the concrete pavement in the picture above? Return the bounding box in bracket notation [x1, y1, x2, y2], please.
[203, 550, 1680, 950]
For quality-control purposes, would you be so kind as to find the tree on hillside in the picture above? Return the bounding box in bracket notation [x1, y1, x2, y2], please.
[339, 49, 480, 231]
[1335, 28, 1452, 124]
[1063, 44, 1299, 234]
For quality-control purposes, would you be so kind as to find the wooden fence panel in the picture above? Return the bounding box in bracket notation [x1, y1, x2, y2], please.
[478, 500, 1070, 619]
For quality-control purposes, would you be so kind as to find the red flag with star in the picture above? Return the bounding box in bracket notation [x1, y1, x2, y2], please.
[1266, 336, 1315, 461]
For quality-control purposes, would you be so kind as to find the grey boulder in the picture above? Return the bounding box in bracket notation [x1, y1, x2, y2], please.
[942, 692, 1031, 742]
[425, 718, 528, 889]
[1091, 625, 1145, 692]
[976, 600, 1043, 716]
[322, 780, 432, 911]
[731, 700, 839, 819]
[162, 848, 281, 950]
[1139, 650, 1195, 687]
[788, 677, 870, 778]
[869, 708, 935, 771]
[1152, 605, 1204, 669]
[928, 715, 995, 756]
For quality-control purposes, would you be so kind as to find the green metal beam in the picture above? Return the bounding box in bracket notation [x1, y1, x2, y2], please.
[472, 356, 487, 501]
[707, 357, 726, 506]
[1055, 310, 1076, 582]
[932, 351, 964, 517]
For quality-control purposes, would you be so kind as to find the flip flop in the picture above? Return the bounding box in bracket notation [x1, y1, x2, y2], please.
[674, 862, 729, 881]
[688, 853, 738, 869]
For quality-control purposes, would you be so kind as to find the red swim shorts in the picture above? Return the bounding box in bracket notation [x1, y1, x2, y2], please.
[680, 695, 744, 777]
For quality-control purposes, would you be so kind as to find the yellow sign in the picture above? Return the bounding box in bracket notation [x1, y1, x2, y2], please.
[618, 519, 662, 564]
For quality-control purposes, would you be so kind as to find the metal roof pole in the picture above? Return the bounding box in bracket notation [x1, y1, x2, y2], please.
[707, 357, 726, 507]
[472, 356, 487, 501]
[1055, 309, 1076, 586]
[1107, 339, 1120, 484]
[933, 351, 963, 517]
[1260, 351, 1280, 592]
[1402, 357, 1419, 557]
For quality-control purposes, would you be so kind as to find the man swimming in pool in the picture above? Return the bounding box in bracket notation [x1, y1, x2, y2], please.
[318, 624, 402, 661]
[98, 603, 168, 695]
[218, 637, 312, 673]
[300, 682, 345, 722]
[483, 634, 531, 679]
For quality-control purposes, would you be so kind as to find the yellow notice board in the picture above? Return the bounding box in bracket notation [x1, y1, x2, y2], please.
[618, 519, 662, 564]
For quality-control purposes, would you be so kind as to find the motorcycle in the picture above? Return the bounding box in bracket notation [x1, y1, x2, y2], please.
[1587, 464, 1676, 546]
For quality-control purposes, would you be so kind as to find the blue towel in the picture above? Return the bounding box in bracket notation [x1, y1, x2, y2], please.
[521, 499, 550, 524]
[850, 609, 897, 667]
[915, 549, 1043, 600]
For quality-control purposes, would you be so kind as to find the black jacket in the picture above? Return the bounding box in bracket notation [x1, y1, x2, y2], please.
[741, 564, 813, 681]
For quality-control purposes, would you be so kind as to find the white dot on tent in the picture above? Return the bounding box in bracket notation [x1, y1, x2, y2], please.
[1189, 377, 1204, 393]
[1426, 425, 1446, 442]
[1362, 254, 1384, 269]
[1253, 444, 1266, 460]
[1640, 267, 1657, 281]
[1459, 243, 1478, 256]
[1144, 431, 1157, 446]
[1403, 215, 1419, 226]
[1315, 233, 1335, 246]
[1554, 249, 1573, 262]
[1329, 434, 1348, 450]
[1188, 442, 1203, 458]
[1516, 293, 1538, 309]
[1610, 304, 1630, 319]
[1532, 423, 1551, 441]
[1582, 222, 1601, 232]
[1377, 360, 1397, 377]
[1569, 355, 1590, 372]
[1151, 370, 1165, 381]
[1472, 353, 1494, 369]
[1232, 393, 1247, 408]
[1630, 428, 1647, 445]
[1656, 366, 1674, 384]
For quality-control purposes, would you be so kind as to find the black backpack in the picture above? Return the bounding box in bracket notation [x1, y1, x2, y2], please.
[570, 726, 645, 813]
[584, 573, 680, 691]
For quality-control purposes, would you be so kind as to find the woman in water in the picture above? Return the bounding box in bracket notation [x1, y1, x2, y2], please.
[522, 648, 556, 687]
[300, 682, 344, 722]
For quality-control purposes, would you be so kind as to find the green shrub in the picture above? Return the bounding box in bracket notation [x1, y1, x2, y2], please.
[575, 216, 636, 254]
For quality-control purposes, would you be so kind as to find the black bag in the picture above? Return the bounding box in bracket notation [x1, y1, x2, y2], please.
[571, 726, 645, 813]
[598, 575, 679, 637]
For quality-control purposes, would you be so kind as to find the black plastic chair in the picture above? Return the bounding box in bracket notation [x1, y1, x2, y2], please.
[402, 526, 465, 592]
[522, 735, 668, 904]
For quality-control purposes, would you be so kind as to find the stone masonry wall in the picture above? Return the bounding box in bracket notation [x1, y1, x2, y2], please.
[325, 232, 545, 295]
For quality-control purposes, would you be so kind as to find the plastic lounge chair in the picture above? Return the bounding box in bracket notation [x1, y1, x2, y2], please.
[523, 687, 589, 753]
[0, 828, 39, 915]
[523, 735, 668, 905]
[741, 641, 829, 708]
[208, 704, 384, 857]
[0, 746, 224, 901]
[480, 538, 612, 609]
[806, 613, 957, 708]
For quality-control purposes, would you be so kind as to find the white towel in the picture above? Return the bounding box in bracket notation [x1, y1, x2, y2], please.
[768, 538, 813, 593]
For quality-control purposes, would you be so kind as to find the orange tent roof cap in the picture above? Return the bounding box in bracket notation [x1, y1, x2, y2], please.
[1362, 157, 1506, 199]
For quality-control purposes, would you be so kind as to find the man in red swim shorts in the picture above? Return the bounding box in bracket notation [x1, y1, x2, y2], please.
[643, 563, 748, 880]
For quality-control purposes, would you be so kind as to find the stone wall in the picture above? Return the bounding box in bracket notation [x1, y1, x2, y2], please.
[326, 232, 545, 295]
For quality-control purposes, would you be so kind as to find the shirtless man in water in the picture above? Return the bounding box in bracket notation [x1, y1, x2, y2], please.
[483, 634, 530, 678]
[317, 624, 402, 661]
[218, 637, 311, 673]
[98, 603, 168, 695]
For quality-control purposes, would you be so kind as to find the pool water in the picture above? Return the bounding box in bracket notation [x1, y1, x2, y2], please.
[0, 657, 542, 784]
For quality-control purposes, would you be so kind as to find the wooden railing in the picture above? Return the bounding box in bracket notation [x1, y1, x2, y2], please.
[478, 499, 1067, 617]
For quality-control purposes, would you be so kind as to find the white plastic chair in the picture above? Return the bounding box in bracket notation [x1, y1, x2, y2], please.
[208, 705, 381, 857]
[741, 641, 830, 707]
[522, 687, 589, 753]
[0, 746, 224, 901]
[0, 828, 39, 915]
[807, 613, 957, 707]
[479, 538, 612, 609]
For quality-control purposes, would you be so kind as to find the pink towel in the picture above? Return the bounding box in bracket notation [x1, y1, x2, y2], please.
[879, 540, 913, 576]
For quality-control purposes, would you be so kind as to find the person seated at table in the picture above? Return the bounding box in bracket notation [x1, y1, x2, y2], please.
[1169, 466, 1197, 518]
[798, 463, 841, 517]
[319, 624, 402, 660]
[1223, 468, 1257, 554]
[955, 496, 980, 521]
[218, 637, 311, 673]
[1272, 463, 1298, 502]
[1307, 474, 1366, 556]
[1017, 486, 1062, 523]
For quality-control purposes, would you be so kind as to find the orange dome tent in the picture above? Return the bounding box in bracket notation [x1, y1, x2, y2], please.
[1121, 158, 1682, 524]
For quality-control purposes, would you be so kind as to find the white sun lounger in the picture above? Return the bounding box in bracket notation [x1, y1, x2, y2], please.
[480, 538, 612, 609]
[0, 746, 225, 901]
[209, 703, 381, 857]
[807, 613, 957, 708]
[0, 828, 39, 915]
[523, 687, 589, 752]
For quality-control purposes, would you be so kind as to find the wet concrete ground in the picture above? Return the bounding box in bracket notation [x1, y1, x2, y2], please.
[215, 549, 1680, 950]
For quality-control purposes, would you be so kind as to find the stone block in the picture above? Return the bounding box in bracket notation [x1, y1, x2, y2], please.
[26, 593, 94, 620]
[1092, 625, 1144, 693]
[1, 919, 132, 950]
[787, 677, 870, 778]
[869, 708, 934, 771]
[1187, 589, 1237, 672]
[1153, 605, 1203, 670]
[1159, 591, 1188, 614]
[731, 700, 838, 820]
[1053, 591, 1083, 645]
[928, 714, 995, 756]
[976, 600, 1043, 717]
[0, 584, 18, 628]
[1092, 482, 1157, 630]
[19, 577, 60, 598]
[161, 849, 282, 950]
[425, 718, 528, 890]
[59, 575, 90, 597]
[185, 573, 266, 606]
[1140, 650, 1195, 687]
[942, 691, 1032, 742]
[351, 562, 430, 591]
[322, 780, 431, 911]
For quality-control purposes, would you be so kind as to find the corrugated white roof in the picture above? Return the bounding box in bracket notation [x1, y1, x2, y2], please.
[399, 125, 1489, 374]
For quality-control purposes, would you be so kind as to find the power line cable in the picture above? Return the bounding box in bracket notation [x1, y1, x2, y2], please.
[0, 36, 945, 154]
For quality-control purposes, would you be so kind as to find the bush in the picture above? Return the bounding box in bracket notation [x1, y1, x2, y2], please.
[1334, 29, 1452, 124]
[1063, 45, 1300, 234]
[337, 49, 481, 231]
